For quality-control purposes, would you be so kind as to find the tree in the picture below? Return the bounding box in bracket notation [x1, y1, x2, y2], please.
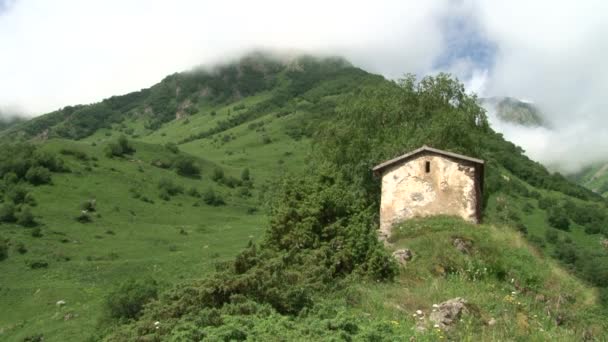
[105, 136, 135, 158]
[25, 166, 51, 185]
[105, 278, 158, 320]
[173, 156, 200, 177]
[16, 206, 36, 227]
[0, 238, 7, 261]
[0, 203, 16, 223]
[241, 168, 250, 181]
[548, 210, 570, 231]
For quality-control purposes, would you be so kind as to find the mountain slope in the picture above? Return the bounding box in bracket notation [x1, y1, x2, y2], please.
[481, 96, 545, 127]
[571, 163, 608, 197]
[0, 54, 607, 341]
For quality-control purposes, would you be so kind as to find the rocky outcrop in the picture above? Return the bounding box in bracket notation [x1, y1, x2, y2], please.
[429, 297, 468, 330]
[392, 249, 413, 265]
[453, 238, 473, 254]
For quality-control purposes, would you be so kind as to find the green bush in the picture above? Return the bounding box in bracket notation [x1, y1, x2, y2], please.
[16, 242, 27, 254]
[241, 168, 250, 181]
[31, 227, 42, 238]
[81, 199, 96, 212]
[17, 206, 36, 227]
[548, 209, 570, 231]
[25, 166, 52, 185]
[105, 136, 135, 158]
[203, 188, 225, 206]
[211, 168, 225, 182]
[105, 278, 158, 320]
[165, 142, 179, 154]
[0, 203, 16, 223]
[0, 239, 7, 261]
[545, 228, 559, 244]
[27, 260, 48, 269]
[158, 178, 183, 198]
[76, 211, 92, 223]
[173, 156, 200, 177]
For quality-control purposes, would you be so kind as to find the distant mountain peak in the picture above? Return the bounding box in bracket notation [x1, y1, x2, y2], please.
[480, 96, 546, 127]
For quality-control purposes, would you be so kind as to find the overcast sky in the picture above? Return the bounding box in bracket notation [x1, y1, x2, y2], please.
[1, 0, 607, 172]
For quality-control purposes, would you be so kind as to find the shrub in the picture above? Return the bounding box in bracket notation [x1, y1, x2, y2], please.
[27, 260, 49, 269]
[17, 206, 36, 227]
[105, 278, 158, 320]
[105, 136, 135, 158]
[16, 242, 27, 254]
[5, 186, 28, 204]
[173, 156, 200, 177]
[158, 178, 184, 197]
[0, 203, 16, 223]
[211, 168, 225, 182]
[81, 199, 96, 212]
[545, 228, 559, 244]
[241, 168, 250, 181]
[0, 239, 7, 261]
[548, 210, 570, 231]
[203, 188, 225, 206]
[553, 241, 578, 264]
[186, 187, 200, 197]
[31, 227, 43, 238]
[76, 211, 92, 223]
[165, 142, 179, 154]
[25, 166, 52, 185]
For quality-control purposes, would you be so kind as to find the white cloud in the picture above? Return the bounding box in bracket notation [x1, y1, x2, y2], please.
[0, 0, 445, 114]
[475, 1, 608, 173]
[1, 0, 608, 173]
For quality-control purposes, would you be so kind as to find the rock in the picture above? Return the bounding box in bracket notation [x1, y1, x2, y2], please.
[392, 249, 413, 265]
[452, 238, 473, 254]
[429, 297, 468, 330]
[600, 238, 608, 249]
[63, 312, 76, 321]
[488, 318, 497, 326]
[535, 294, 546, 302]
[56, 300, 66, 307]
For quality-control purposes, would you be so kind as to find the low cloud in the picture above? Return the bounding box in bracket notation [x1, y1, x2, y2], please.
[0, 0, 607, 172]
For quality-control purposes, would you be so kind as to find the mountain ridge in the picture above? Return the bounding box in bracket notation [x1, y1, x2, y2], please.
[0, 52, 607, 341]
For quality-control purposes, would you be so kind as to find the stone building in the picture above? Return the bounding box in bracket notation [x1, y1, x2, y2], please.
[372, 145, 484, 239]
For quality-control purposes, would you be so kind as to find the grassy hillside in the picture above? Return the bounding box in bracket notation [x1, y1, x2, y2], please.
[0, 53, 607, 341]
[571, 162, 608, 197]
[105, 217, 607, 341]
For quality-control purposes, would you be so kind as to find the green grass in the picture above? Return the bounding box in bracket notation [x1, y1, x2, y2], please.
[1, 55, 606, 341]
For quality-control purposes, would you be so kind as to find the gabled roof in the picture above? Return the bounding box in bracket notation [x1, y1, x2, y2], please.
[372, 145, 484, 175]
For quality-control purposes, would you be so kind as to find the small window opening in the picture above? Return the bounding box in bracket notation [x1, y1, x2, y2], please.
[425, 161, 431, 173]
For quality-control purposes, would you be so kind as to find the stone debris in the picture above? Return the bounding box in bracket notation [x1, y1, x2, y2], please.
[392, 249, 413, 265]
[56, 300, 66, 307]
[452, 238, 473, 254]
[429, 297, 468, 330]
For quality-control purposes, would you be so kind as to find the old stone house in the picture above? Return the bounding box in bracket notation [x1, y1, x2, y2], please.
[372, 145, 484, 239]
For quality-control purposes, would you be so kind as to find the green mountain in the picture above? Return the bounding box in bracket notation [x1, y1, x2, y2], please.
[481, 96, 545, 127]
[571, 163, 608, 197]
[478, 97, 608, 198]
[0, 53, 607, 341]
[0, 112, 25, 131]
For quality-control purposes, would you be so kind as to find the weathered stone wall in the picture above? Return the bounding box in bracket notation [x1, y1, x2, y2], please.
[379, 153, 478, 238]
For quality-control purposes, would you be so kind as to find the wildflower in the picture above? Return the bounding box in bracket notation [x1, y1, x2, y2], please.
[434, 324, 440, 328]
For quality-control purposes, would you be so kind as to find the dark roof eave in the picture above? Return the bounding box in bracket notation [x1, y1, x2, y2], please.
[372, 145, 484, 174]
